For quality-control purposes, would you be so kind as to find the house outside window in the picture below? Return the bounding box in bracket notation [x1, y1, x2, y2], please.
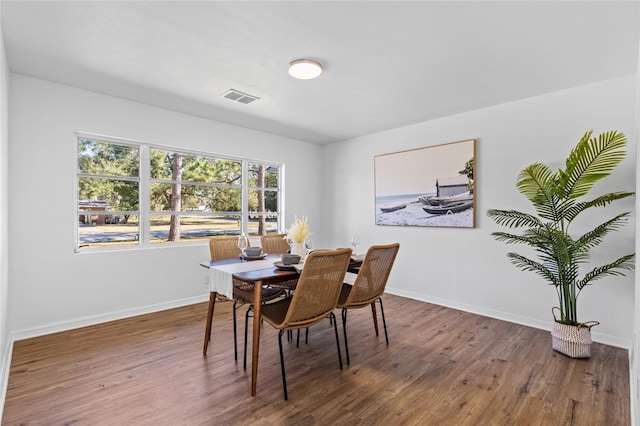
[76, 133, 282, 251]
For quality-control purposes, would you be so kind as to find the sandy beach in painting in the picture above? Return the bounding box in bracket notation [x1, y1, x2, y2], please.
[376, 199, 474, 227]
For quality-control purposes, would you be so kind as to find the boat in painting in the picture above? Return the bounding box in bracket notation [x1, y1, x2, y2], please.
[422, 200, 473, 215]
[380, 204, 407, 213]
[419, 191, 473, 206]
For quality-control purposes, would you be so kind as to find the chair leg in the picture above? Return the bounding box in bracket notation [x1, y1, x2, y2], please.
[278, 330, 288, 400]
[331, 312, 343, 370]
[341, 308, 350, 365]
[371, 303, 380, 336]
[203, 292, 217, 355]
[295, 328, 309, 347]
[378, 298, 389, 345]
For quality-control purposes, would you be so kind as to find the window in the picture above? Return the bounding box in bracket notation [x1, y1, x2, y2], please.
[76, 134, 282, 251]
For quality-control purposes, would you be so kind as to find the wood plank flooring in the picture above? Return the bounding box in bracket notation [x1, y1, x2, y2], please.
[2, 294, 630, 425]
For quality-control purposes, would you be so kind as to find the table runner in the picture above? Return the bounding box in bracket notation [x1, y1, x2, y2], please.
[344, 271, 357, 285]
[209, 259, 275, 299]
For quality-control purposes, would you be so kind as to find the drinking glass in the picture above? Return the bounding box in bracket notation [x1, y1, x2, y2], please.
[304, 237, 314, 255]
[350, 234, 360, 254]
[237, 235, 248, 258]
[284, 234, 294, 253]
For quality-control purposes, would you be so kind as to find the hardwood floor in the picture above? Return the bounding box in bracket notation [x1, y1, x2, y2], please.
[2, 294, 630, 425]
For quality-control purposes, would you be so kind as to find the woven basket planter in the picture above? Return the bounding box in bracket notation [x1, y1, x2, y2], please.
[551, 308, 599, 359]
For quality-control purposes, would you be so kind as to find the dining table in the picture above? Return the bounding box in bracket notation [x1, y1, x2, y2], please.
[200, 252, 363, 396]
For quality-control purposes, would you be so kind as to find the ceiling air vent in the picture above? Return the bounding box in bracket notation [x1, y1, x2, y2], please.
[221, 89, 259, 105]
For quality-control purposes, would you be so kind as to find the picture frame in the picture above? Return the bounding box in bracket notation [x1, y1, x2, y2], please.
[374, 139, 476, 228]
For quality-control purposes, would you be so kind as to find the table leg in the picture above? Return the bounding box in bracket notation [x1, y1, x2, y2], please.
[203, 291, 217, 355]
[251, 280, 263, 396]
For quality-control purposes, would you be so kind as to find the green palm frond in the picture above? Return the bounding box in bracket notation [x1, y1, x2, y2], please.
[533, 193, 566, 223]
[486, 209, 544, 229]
[516, 162, 556, 204]
[506, 253, 559, 286]
[516, 164, 567, 222]
[563, 192, 634, 223]
[523, 228, 559, 255]
[577, 254, 635, 290]
[491, 231, 544, 246]
[558, 130, 627, 199]
[575, 212, 630, 250]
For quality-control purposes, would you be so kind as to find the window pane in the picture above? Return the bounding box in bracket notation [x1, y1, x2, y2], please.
[79, 178, 139, 211]
[150, 183, 241, 212]
[249, 163, 279, 188]
[151, 149, 241, 185]
[249, 189, 278, 214]
[248, 215, 279, 237]
[150, 214, 241, 243]
[78, 140, 139, 177]
[78, 214, 139, 248]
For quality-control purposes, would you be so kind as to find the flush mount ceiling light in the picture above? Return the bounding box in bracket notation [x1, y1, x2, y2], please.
[288, 58, 323, 80]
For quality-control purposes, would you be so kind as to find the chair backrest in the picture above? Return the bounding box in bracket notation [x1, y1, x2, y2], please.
[344, 243, 400, 308]
[209, 236, 250, 261]
[260, 233, 290, 254]
[282, 248, 352, 329]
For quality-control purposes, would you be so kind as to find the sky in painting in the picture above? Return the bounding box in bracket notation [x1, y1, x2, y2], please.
[375, 139, 475, 197]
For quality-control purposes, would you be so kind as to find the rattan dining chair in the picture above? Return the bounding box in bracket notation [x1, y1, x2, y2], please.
[259, 233, 299, 296]
[260, 233, 290, 254]
[337, 243, 400, 365]
[203, 236, 285, 360]
[259, 248, 352, 400]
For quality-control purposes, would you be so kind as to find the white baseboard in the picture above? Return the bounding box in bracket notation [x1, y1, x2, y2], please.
[385, 286, 631, 350]
[9, 294, 209, 342]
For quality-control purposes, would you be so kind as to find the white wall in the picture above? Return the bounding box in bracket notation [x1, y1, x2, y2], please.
[322, 75, 637, 348]
[0, 5, 11, 418]
[7, 74, 324, 337]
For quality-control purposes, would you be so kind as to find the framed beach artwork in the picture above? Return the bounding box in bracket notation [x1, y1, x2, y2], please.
[374, 139, 476, 228]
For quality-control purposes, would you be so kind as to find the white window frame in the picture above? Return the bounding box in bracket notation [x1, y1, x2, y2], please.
[75, 132, 283, 252]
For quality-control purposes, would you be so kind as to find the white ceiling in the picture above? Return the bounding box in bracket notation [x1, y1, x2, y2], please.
[1, 1, 638, 144]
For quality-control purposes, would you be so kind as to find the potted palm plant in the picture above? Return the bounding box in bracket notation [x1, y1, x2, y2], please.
[487, 130, 635, 358]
